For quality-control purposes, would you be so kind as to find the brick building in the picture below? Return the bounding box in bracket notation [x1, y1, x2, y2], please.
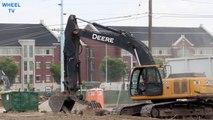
[0, 23, 60, 91]
[111, 26, 213, 58]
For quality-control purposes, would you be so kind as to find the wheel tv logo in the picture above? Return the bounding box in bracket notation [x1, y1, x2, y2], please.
[1, 2, 21, 13]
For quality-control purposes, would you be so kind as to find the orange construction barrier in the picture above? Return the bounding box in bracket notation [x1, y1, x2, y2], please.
[86, 88, 104, 109]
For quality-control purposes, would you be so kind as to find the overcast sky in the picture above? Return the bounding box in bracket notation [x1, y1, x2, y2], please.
[1, 0, 213, 34]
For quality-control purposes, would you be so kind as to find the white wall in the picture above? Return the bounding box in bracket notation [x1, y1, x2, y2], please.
[166, 57, 213, 77]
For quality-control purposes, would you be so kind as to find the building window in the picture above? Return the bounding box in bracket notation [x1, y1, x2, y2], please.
[89, 49, 95, 57]
[0, 48, 20, 55]
[29, 61, 34, 71]
[46, 62, 51, 69]
[24, 45, 27, 57]
[206, 49, 212, 54]
[46, 75, 51, 82]
[13, 48, 20, 55]
[177, 47, 190, 57]
[46, 50, 50, 54]
[159, 50, 162, 54]
[29, 45, 33, 58]
[24, 61, 27, 71]
[29, 74, 33, 84]
[24, 75, 27, 84]
[194, 49, 212, 55]
[90, 73, 94, 81]
[90, 61, 95, 71]
[35, 49, 42, 55]
[2, 48, 9, 54]
[15, 75, 20, 83]
[165, 49, 171, 54]
[200, 50, 203, 54]
[36, 75, 41, 82]
[177, 48, 182, 57]
[36, 62, 41, 69]
[45, 86, 52, 92]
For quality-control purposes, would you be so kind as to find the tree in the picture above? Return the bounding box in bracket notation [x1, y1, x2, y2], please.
[154, 57, 164, 65]
[100, 57, 127, 82]
[0, 57, 18, 84]
[50, 64, 61, 84]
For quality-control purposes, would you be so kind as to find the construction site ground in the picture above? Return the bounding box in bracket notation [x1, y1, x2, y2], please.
[1, 99, 210, 120]
[0, 112, 157, 120]
[0, 100, 159, 120]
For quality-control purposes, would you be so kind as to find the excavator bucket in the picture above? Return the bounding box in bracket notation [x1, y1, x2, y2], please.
[49, 94, 102, 113]
[49, 96, 75, 113]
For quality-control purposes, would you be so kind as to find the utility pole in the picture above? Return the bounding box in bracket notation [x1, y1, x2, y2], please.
[148, 0, 152, 51]
[105, 44, 108, 83]
[59, 0, 64, 91]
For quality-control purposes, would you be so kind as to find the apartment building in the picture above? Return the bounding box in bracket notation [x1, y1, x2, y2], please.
[0, 23, 60, 91]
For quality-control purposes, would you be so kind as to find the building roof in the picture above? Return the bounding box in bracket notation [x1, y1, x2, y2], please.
[0, 23, 58, 46]
[106, 26, 213, 47]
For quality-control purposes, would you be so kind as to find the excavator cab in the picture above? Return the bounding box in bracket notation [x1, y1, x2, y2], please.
[129, 65, 163, 96]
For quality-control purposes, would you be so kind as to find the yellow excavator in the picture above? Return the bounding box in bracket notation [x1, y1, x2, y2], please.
[49, 15, 213, 119]
[122, 65, 213, 118]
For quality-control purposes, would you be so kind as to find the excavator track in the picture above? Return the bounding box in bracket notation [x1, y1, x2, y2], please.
[141, 100, 213, 119]
[119, 103, 149, 116]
